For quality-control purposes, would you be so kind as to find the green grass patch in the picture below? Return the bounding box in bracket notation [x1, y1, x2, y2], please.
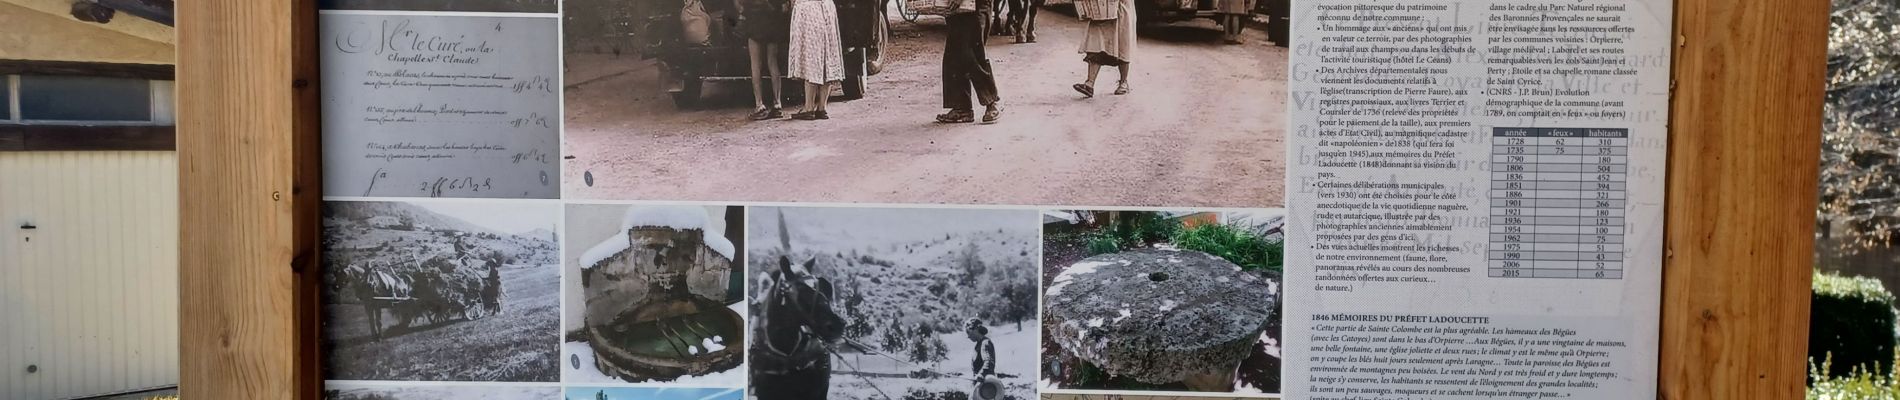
[1171, 223, 1284, 272]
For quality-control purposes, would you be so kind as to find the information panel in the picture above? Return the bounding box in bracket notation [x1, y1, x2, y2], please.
[1285, 1, 1670, 399]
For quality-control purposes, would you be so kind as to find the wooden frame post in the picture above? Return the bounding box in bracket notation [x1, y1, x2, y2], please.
[176, 0, 321, 398]
[168, 0, 1831, 398]
[1661, 0, 1828, 398]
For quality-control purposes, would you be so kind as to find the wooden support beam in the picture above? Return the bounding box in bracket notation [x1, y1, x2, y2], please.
[175, 0, 319, 398]
[0, 59, 175, 80]
[1661, 0, 1828, 398]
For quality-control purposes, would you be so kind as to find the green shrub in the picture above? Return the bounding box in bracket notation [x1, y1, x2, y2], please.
[1125, 212, 1178, 245]
[1812, 271, 1900, 380]
[1085, 235, 1121, 255]
[1811, 352, 1900, 400]
[1171, 223, 1284, 272]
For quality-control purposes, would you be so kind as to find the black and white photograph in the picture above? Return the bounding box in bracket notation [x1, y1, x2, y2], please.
[319, 0, 560, 13]
[320, 200, 562, 382]
[315, 384, 554, 400]
[322, 384, 561, 400]
[748, 207, 1040, 400]
[561, 0, 1290, 207]
[562, 204, 747, 385]
[1039, 209, 1283, 395]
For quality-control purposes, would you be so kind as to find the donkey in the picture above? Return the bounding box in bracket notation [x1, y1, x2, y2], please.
[343, 261, 415, 341]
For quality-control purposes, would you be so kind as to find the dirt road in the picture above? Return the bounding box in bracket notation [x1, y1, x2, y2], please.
[563, 8, 1287, 207]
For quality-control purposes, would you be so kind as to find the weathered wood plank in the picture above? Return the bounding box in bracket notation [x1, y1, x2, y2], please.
[176, 0, 318, 398]
[1661, 0, 1829, 398]
[0, 59, 175, 80]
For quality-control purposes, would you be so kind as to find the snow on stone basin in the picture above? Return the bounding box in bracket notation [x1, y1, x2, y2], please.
[581, 206, 736, 269]
[1043, 249, 1275, 385]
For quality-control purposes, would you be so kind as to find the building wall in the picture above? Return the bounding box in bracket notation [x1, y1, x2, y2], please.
[0, 1, 173, 64]
[0, 151, 180, 400]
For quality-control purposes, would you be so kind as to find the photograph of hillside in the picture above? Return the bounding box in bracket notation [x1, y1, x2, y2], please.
[747, 207, 1040, 400]
[320, 200, 562, 382]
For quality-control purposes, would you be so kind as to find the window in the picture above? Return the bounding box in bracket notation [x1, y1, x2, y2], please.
[16, 75, 152, 122]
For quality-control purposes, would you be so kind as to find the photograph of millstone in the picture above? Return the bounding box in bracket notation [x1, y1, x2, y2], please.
[322, 384, 560, 400]
[561, 204, 748, 385]
[320, 200, 562, 382]
[748, 207, 1041, 400]
[1039, 210, 1284, 394]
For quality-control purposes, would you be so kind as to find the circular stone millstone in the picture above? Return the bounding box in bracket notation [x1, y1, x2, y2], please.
[1044, 248, 1275, 384]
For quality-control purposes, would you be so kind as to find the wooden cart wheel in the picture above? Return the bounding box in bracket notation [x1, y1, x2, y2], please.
[900, 0, 921, 22]
[868, 14, 888, 75]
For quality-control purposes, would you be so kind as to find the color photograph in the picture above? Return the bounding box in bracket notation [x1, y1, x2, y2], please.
[319, 201, 562, 382]
[748, 207, 1041, 400]
[1039, 209, 1283, 395]
[561, 0, 1289, 207]
[562, 204, 748, 385]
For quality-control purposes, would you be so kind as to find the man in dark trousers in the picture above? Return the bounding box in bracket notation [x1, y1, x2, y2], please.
[938, 0, 1003, 124]
[1007, 0, 1038, 43]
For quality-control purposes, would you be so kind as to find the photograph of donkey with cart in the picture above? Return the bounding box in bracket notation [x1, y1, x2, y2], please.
[747, 207, 1041, 400]
[320, 200, 563, 382]
[562, 0, 1291, 207]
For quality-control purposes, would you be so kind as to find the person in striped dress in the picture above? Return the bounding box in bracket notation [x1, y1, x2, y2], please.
[786, 0, 846, 120]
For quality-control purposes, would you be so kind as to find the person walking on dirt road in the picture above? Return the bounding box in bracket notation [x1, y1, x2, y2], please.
[939, 0, 1004, 124]
[788, 0, 845, 120]
[1073, 0, 1135, 97]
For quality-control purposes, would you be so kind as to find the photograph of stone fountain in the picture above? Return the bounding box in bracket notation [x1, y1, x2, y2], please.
[1039, 210, 1285, 395]
[561, 204, 748, 385]
[748, 207, 1041, 400]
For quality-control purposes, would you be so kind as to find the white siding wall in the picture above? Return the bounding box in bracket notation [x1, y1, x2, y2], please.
[1, 151, 179, 400]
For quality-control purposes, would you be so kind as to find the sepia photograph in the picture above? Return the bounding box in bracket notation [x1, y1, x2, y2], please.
[322, 384, 560, 400]
[320, 200, 562, 382]
[562, 204, 748, 385]
[1040, 209, 1283, 394]
[561, 0, 1289, 206]
[566, 387, 744, 400]
[748, 207, 1040, 400]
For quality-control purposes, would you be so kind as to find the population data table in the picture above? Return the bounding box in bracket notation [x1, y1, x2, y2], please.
[1488, 127, 1629, 279]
